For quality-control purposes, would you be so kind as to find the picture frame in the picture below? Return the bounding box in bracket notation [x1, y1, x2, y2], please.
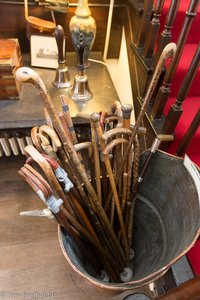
[30, 35, 58, 69]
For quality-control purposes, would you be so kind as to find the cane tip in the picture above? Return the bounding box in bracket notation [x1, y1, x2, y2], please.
[97, 270, 110, 283]
[90, 112, 100, 122]
[120, 267, 133, 282]
[129, 248, 135, 260]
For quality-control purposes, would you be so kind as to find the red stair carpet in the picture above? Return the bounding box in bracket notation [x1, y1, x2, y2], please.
[159, 0, 200, 276]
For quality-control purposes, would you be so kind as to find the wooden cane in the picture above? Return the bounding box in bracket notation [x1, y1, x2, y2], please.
[31, 126, 45, 153]
[90, 112, 129, 263]
[24, 163, 53, 196]
[19, 167, 117, 280]
[127, 134, 174, 248]
[37, 133, 60, 163]
[102, 127, 146, 141]
[90, 119, 102, 204]
[110, 101, 123, 125]
[60, 95, 78, 143]
[121, 104, 133, 214]
[15, 67, 127, 268]
[19, 167, 50, 199]
[22, 164, 121, 281]
[116, 43, 176, 182]
[25, 145, 76, 217]
[39, 124, 78, 184]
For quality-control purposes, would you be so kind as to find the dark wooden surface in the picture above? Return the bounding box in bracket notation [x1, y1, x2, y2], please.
[0, 155, 151, 300]
[0, 0, 124, 58]
[0, 52, 119, 130]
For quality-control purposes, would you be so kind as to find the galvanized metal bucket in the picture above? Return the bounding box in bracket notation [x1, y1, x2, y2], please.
[58, 151, 200, 298]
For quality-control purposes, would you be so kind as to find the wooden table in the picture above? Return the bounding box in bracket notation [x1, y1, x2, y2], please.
[0, 52, 119, 130]
[0, 55, 136, 299]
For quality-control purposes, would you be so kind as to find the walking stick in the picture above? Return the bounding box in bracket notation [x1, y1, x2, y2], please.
[90, 119, 102, 204]
[25, 145, 75, 216]
[127, 134, 174, 248]
[90, 112, 129, 263]
[15, 67, 128, 275]
[19, 167, 118, 281]
[116, 43, 176, 182]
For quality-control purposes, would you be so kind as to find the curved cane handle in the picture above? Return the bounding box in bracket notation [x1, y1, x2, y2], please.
[54, 25, 65, 63]
[39, 125, 62, 148]
[15, 67, 48, 95]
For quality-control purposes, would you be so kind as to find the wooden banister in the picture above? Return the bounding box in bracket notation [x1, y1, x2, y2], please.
[160, 43, 200, 149]
[151, 0, 200, 120]
[176, 108, 200, 157]
[153, 0, 180, 66]
[156, 276, 200, 300]
[135, 0, 154, 48]
[143, 0, 165, 59]
[162, 43, 200, 135]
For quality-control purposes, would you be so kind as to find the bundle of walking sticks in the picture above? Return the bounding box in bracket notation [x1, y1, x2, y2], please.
[16, 42, 176, 283]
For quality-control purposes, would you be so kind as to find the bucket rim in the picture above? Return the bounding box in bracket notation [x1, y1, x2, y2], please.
[58, 226, 200, 291]
[58, 151, 200, 290]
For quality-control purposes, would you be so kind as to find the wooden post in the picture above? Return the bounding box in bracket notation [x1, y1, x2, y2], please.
[176, 108, 200, 157]
[151, 0, 200, 120]
[161, 43, 200, 149]
[143, 0, 165, 59]
[153, 0, 180, 66]
[136, 0, 154, 48]
[156, 276, 200, 300]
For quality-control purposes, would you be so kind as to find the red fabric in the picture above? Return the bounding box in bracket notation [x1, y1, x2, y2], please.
[187, 240, 200, 276]
[164, 97, 200, 166]
[159, 1, 200, 276]
[160, 0, 200, 44]
[169, 44, 200, 97]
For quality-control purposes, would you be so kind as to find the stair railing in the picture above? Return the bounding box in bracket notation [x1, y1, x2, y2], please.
[143, 0, 165, 59]
[153, 0, 180, 66]
[150, 0, 200, 120]
[160, 43, 200, 149]
[135, 0, 154, 48]
[176, 108, 200, 157]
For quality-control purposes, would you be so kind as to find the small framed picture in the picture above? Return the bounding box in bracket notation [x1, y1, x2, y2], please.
[30, 35, 58, 69]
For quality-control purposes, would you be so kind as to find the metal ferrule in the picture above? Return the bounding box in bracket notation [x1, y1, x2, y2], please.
[45, 196, 63, 214]
[8, 137, 19, 156]
[36, 190, 46, 202]
[54, 167, 74, 192]
[120, 267, 133, 282]
[138, 176, 143, 183]
[151, 138, 161, 153]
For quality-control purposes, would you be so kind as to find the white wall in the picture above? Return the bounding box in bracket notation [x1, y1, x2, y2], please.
[105, 27, 135, 123]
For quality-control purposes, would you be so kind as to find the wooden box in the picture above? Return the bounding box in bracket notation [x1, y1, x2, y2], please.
[0, 39, 23, 100]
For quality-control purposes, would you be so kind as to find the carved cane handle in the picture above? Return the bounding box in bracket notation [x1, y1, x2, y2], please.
[54, 25, 65, 63]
